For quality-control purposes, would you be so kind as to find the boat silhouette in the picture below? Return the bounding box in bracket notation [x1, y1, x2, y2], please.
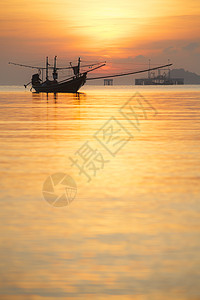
[9, 56, 172, 93]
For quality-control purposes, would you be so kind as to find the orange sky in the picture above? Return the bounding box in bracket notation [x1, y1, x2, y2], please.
[1, 0, 200, 83]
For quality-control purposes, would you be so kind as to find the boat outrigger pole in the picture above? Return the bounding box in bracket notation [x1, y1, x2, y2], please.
[86, 63, 173, 81]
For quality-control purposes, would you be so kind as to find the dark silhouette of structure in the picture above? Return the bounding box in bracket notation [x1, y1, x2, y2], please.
[9, 58, 173, 93]
[104, 79, 113, 86]
[135, 62, 184, 85]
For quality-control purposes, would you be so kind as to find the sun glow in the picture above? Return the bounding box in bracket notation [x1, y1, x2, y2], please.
[50, 0, 200, 57]
[1, 0, 200, 79]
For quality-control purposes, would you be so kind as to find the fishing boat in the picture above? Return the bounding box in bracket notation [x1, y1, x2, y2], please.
[9, 57, 106, 93]
[9, 56, 172, 93]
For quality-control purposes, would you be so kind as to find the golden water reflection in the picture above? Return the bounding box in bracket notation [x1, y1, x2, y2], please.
[0, 86, 200, 299]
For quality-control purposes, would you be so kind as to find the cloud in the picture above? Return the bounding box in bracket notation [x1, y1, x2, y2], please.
[133, 55, 146, 62]
[163, 46, 177, 54]
[183, 42, 200, 51]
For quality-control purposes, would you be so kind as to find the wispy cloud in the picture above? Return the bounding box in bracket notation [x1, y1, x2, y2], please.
[183, 42, 200, 51]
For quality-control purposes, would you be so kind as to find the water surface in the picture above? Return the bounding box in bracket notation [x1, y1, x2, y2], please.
[0, 85, 200, 299]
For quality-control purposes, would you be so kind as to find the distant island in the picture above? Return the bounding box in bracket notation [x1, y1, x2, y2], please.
[170, 69, 200, 84]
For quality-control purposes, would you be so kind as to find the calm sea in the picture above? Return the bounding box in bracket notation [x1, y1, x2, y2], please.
[0, 85, 200, 299]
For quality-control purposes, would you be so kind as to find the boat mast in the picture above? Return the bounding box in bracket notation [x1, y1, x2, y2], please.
[46, 56, 49, 81]
[78, 57, 81, 75]
[53, 56, 58, 80]
[168, 59, 171, 79]
[148, 59, 151, 79]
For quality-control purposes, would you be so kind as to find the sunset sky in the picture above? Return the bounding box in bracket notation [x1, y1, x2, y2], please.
[1, 0, 200, 84]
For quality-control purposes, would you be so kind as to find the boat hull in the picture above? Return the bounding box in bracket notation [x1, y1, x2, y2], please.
[33, 73, 87, 93]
